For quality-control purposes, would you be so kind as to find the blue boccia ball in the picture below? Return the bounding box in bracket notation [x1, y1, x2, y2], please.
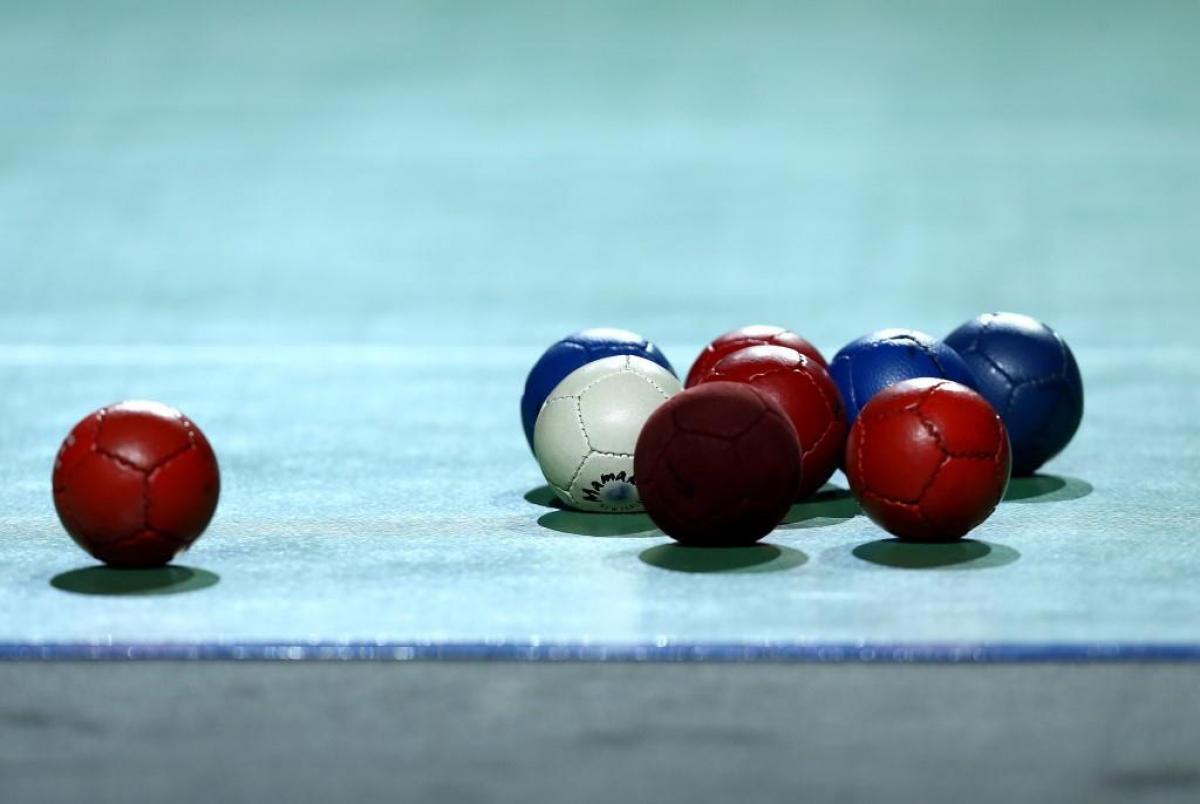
[945, 313, 1083, 476]
[830, 328, 977, 425]
[520, 328, 676, 449]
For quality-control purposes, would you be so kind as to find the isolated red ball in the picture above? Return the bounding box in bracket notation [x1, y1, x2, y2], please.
[845, 379, 1011, 542]
[52, 401, 221, 567]
[685, 325, 827, 387]
[697, 345, 847, 500]
[634, 382, 802, 546]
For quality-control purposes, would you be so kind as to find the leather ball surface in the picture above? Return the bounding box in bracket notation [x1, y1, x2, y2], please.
[685, 324, 827, 387]
[845, 379, 1011, 542]
[635, 382, 802, 546]
[533, 355, 682, 512]
[696, 345, 846, 500]
[521, 328, 675, 449]
[52, 400, 221, 567]
[830, 328, 977, 425]
[945, 312, 1083, 476]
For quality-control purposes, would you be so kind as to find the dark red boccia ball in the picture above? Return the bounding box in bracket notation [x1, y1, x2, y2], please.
[52, 401, 221, 568]
[685, 325, 827, 388]
[845, 379, 1011, 542]
[634, 382, 802, 546]
[697, 344, 847, 500]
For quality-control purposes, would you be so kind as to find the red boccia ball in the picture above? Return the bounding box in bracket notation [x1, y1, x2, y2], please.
[845, 379, 1011, 542]
[634, 382, 802, 546]
[697, 344, 847, 500]
[52, 401, 221, 567]
[685, 325, 827, 388]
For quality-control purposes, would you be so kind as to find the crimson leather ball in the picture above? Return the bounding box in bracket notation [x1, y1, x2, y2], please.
[634, 382, 802, 546]
[685, 325, 827, 387]
[697, 344, 847, 500]
[52, 401, 221, 567]
[845, 379, 1011, 542]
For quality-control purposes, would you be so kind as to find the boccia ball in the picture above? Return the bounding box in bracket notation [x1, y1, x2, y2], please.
[685, 324, 827, 387]
[521, 328, 675, 449]
[944, 312, 1083, 476]
[696, 344, 846, 500]
[533, 355, 682, 512]
[845, 379, 1010, 542]
[635, 382, 802, 546]
[829, 328, 977, 424]
[53, 400, 221, 567]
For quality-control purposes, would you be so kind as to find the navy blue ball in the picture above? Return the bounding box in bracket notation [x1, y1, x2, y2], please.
[945, 313, 1083, 476]
[830, 329, 977, 425]
[520, 328, 675, 449]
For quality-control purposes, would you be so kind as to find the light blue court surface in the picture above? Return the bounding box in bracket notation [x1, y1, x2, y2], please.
[0, 0, 1198, 658]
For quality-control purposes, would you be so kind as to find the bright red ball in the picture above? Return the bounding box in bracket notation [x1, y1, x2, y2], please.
[845, 379, 1011, 542]
[635, 382, 802, 546]
[697, 344, 847, 500]
[52, 401, 221, 567]
[685, 325, 827, 387]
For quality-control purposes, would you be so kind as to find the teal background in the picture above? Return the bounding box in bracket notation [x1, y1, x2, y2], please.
[0, 0, 1197, 647]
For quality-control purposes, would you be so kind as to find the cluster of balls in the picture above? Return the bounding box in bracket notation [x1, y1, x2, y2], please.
[525, 314, 1083, 546]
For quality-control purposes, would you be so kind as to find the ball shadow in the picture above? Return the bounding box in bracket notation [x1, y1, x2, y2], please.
[50, 565, 221, 596]
[781, 486, 860, 530]
[1004, 474, 1093, 504]
[851, 539, 1019, 570]
[524, 484, 567, 510]
[537, 510, 660, 537]
[639, 543, 808, 574]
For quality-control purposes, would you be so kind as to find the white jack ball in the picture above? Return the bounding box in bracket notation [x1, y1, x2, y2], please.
[533, 354, 682, 512]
